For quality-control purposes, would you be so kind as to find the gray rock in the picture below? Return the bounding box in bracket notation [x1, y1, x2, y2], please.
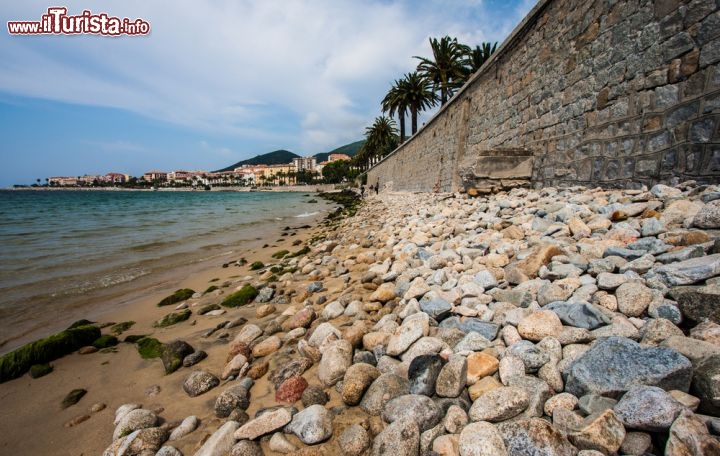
[440, 316, 499, 340]
[458, 421, 508, 456]
[468, 386, 529, 422]
[160, 340, 194, 374]
[255, 287, 275, 303]
[604, 246, 645, 260]
[229, 440, 263, 456]
[360, 373, 409, 416]
[215, 385, 250, 418]
[693, 199, 720, 228]
[656, 245, 705, 264]
[156, 446, 183, 456]
[627, 237, 671, 255]
[268, 432, 297, 453]
[371, 417, 420, 456]
[506, 340, 550, 372]
[307, 281, 323, 293]
[318, 339, 352, 387]
[284, 404, 332, 444]
[670, 284, 720, 325]
[498, 418, 577, 456]
[420, 297, 452, 321]
[234, 408, 292, 440]
[387, 312, 428, 356]
[578, 394, 618, 416]
[691, 354, 720, 415]
[655, 253, 720, 286]
[614, 385, 684, 431]
[408, 354, 443, 396]
[183, 370, 220, 397]
[507, 375, 555, 419]
[565, 336, 693, 397]
[615, 282, 653, 317]
[195, 421, 239, 456]
[168, 415, 198, 441]
[567, 410, 625, 455]
[339, 424, 371, 456]
[301, 385, 329, 407]
[182, 350, 207, 367]
[596, 272, 628, 290]
[454, 331, 492, 352]
[443, 404, 468, 434]
[545, 302, 609, 329]
[382, 394, 442, 432]
[320, 300, 344, 320]
[112, 409, 158, 441]
[435, 353, 467, 398]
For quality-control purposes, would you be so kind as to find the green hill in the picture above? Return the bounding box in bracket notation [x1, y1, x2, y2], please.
[214, 140, 365, 172]
[314, 140, 364, 163]
[214, 150, 300, 172]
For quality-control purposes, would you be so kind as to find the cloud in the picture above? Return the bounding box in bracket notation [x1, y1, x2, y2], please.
[0, 0, 535, 153]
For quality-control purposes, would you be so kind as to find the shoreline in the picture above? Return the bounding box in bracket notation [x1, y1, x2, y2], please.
[1, 184, 343, 193]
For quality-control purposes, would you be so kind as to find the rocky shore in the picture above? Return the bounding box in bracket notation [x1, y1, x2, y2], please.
[6, 183, 720, 455]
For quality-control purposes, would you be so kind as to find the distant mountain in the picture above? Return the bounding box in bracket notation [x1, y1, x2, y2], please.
[214, 149, 300, 172]
[314, 140, 364, 163]
[214, 140, 364, 172]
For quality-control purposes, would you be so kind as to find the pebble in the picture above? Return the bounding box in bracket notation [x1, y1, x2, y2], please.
[98, 184, 720, 456]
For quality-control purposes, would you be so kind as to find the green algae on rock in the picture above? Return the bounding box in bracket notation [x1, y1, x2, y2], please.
[0, 323, 100, 383]
[221, 285, 258, 308]
[136, 337, 162, 359]
[92, 334, 119, 349]
[153, 309, 192, 328]
[157, 288, 195, 307]
[61, 388, 87, 409]
[110, 321, 136, 335]
[29, 363, 53, 379]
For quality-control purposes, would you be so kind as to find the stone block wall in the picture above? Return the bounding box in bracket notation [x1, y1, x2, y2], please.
[367, 0, 720, 192]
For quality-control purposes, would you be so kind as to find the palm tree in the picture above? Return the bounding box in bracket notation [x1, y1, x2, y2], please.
[359, 116, 399, 169]
[382, 79, 408, 143]
[397, 72, 438, 135]
[463, 42, 498, 76]
[414, 36, 468, 105]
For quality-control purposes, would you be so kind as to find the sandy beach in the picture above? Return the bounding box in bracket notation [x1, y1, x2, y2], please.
[0, 206, 336, 456]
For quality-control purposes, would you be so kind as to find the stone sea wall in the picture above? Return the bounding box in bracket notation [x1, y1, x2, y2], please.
[368, 0, 720, 192]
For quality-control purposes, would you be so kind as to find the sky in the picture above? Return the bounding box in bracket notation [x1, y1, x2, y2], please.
[0, 0, 536, 187]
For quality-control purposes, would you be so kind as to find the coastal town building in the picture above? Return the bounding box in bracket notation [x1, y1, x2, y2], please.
[328, 153, 351, 162]
[142, 171, 168, 182]
[293, 156, 316, 172]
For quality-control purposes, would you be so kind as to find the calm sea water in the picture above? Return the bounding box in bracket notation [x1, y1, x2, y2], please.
[0, 190, 331, 351]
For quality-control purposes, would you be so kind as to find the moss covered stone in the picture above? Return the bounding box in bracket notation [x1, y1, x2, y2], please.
[29, 363, 53, 379]
[221, 284, 258, 308]
[289, 246, 311, 258]
[272, 250, 289, 259]
[136, 337, 162, 359]
[124, 334, 147, 343]
[157, 288, 195, 307]
[0, 324, 100, 383]
[153, 309, 192, 328]
[249, 261, 265, 271]
[110, 321, 135, 335]
[67, 319, 95, 329]
[204, 285, 219, 294]
[198, 303, 221, 315]
[92, 334, 119, 349]
[61, 388, 87, 409]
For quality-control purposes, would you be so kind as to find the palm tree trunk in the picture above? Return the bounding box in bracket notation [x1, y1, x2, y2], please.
[399, 113, 406, 143]
[411, 107, 418, 135]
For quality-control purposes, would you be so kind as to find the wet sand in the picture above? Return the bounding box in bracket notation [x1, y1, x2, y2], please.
[0, 211, 333, 456]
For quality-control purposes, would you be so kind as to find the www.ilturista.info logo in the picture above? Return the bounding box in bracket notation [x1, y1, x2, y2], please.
[7, 7, 150, 36]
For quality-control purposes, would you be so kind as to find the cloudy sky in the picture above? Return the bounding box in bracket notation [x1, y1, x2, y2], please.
[0, 0, 536, 187]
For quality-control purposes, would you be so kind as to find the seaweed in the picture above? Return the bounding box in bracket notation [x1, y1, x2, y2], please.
[124, 334, 147, 343]
[272, 250, 290, 259]
[249, 261, 265, 271]
[157, 288, 195, 307]
[110, 321, 135, 335]
[204, 285, 219, 294]
[153, 309, 192, 328]
[29, 363, 53, 379]
[92, 334, 119, 349]
[0, 324, 100, 383]
[61, 388, 87, 409]
[221, 284, 258, 308]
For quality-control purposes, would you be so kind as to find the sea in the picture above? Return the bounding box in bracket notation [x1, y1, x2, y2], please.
[0, 189, 333, 353]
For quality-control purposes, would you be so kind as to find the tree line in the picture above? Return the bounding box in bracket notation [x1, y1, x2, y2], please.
[353, 36, 497, 171]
